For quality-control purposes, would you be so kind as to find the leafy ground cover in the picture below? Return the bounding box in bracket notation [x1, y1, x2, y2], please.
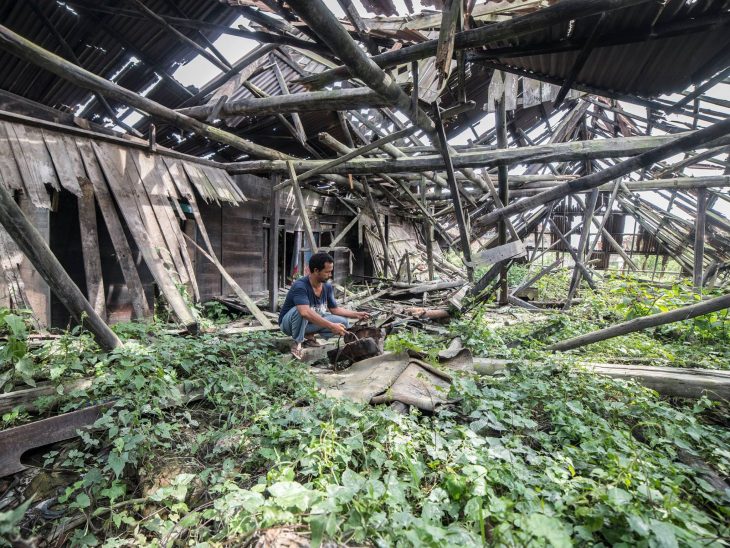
[1, 273, 729, 546]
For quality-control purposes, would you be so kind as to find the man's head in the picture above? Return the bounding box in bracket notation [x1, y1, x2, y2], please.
[309, 252, 335, 283]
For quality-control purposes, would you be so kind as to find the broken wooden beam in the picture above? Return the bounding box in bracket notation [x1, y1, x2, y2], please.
[286, 0, 435, 135]
[0, 180, 121, 352]
[183, 233, 274, 329]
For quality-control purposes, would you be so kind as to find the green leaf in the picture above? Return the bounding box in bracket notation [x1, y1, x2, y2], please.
[107, 451, 126, 478]
[75, 493, 91, 509]
[524, 514, 572, 548]
[650, 520, 678, 548]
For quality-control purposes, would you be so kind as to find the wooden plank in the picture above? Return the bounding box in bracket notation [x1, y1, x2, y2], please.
[152, 154, 186, 220]
[4, 122, 50, 208]
[77, 178, 106, 319]
[182, 161, 217, 204]
[0, 122, 24, 191]
[17, 195, 51, 325]
[121, 147, 191, 294]
[473, 240, 525, 267]
[76, 138, 150, 319]
[92, 141, 196, 329]
[269, 183, 280, 313]
[41, 129, 82, 196]
[0, 404, 106, 477]
[131, 150, 198, 300]
[0, 225, 34, 316]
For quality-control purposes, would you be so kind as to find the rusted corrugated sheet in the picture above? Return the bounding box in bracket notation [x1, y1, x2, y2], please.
[487, 0, 730, 97]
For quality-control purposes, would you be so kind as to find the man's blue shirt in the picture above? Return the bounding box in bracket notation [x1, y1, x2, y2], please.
[278, 277, 338, 324]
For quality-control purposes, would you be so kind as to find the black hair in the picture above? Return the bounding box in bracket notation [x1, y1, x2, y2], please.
[309, 252, 334, 272]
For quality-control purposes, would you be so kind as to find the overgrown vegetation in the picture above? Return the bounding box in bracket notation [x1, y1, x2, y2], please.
[1, 272, 729, 546]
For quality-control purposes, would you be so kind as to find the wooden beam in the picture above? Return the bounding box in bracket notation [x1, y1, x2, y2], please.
[77, 178, 107, 320]
[550, 292, 730, 352]
[183, 233, 274, 328]
[0, 179, 121, 351]
[478, 113, 730, 229]
[362, 177, 389, 277]
[565, 188, 599, 308]
[274, 127, 417, 191]
[269, 179, 280, 313]
[286, 0, 435, 135]
[548, 218, 597, 290]
[229, 131, 730, 175]
[0, 24, 289, 160]
[177, 87, 390, 120]
[496, 97, 508, 304]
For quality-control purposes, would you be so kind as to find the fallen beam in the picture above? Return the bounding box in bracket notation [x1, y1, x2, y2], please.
[549, 292, 730, 352]
[0, 180, 121, 352]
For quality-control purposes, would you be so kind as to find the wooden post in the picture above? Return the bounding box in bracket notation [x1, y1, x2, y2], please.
[434, 104, 474, 281]
[496, 97, 508, 304]
[0, 183, 121, 351]
[565, 188, 599, 308]
[694, 187, 707, 289]
[77, 178, 107, 320]
[363, 179, 389, 277]
[421, 177, 435, 281]
[269, 178, 280, 313]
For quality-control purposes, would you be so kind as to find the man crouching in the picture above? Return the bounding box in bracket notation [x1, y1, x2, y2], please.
[279, 252, 369, 360]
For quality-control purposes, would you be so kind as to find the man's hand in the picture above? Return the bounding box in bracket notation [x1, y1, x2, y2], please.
[329, 322, 348, 337]
[354, 311, 370, 321]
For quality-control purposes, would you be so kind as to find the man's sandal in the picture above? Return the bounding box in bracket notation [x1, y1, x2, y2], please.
[291, 342, 304, 360]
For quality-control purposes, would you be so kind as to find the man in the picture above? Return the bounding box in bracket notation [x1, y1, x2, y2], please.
[279, 252, 369, 359]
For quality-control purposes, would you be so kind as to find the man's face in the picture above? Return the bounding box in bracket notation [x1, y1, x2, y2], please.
[313, 262, 334, 283]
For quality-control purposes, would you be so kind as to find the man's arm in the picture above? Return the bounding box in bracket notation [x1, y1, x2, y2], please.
[329, 306, 369, 321]
[296, 304, 348, 336]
